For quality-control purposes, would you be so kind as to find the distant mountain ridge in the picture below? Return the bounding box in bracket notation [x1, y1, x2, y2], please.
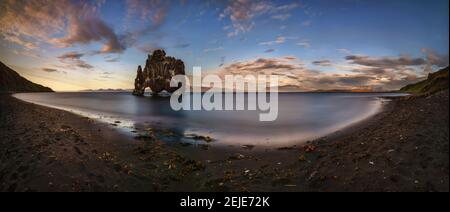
[80, 88, 133, 92]
[311, 89, 375, 93]
[0, 61, 53, 93]
[401, 66, 449, 94]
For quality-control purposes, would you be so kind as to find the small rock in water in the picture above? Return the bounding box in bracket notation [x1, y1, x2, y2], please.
[277, 146, 296, 151]
[186, 134, 214, 143]
[229, 153, 245, 160]
[241, 145, 255, 150]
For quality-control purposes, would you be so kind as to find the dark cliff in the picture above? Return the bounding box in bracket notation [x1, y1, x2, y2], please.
[0, 61, 53, 93]
[401, 66, 449, 95]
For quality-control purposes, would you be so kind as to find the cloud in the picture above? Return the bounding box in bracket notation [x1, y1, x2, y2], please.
[106, 58, 120, 63]
[0, 0, 67, 48]
[73, 61, 93, 69]
[104, 55, 120, 63]
[219, 56, 309, 87]
[421, 48, 449, 72]
[3, 35, 38, 50]
[12, 49, 41, 58]
[423, 49, 449, 67]
[122, 0, 170, 46]
[219, 56, 226, 67]
[126, 0, 169, 29]
[337, 48, 352, 55]
[218, 56, 316, 91]
[265, 49, 276, 53]
[173, 43, 191, 49]
[42, 68, 58, 73]
[99, 71, 114, 79]
[58, 52, 84, 60]
[58, 52, 93, 70]
[221, 57, 303, 74]
[220, 0, 268, 36]
[52, 5, 126, 54]
[218, 51, 444, 91]
[296, 41, 310, 48]
[312, 60, 332, 66]
[271, 14, 291, 21]
[99, 75, 113, 79]
[220, 0, 300, 37]
[345, 55, 426, 67]
[137, 43, 164, 53]
[275, 2, 301, 11]
[342, 53, 447, 90]
[259, 36, 296, 46]
[0, 0, 126, 54]
[315, 74, 376, 86]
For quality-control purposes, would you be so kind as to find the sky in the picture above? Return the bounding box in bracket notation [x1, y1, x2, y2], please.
[0, 0, 449, 91]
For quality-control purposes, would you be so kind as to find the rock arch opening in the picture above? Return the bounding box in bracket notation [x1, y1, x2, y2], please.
[132, 50, 185, 96]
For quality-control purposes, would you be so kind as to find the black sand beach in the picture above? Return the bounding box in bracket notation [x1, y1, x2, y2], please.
[0, 90, 448, 192]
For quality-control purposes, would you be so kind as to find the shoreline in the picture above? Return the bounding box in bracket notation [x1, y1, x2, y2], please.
[312, 96, 394, 146]
[12, 92, 391, 149]
[1, 91, 448, 192]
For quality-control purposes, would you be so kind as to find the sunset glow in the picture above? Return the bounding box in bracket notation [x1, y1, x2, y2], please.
[1, 0, 448, 91]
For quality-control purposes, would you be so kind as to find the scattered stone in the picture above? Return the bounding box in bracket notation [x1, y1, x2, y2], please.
[228, 153, 245, 160]
[73, 146, 82, 155]
[241, 145, 255, 150]
[277, 146, 296, 151]
[186, 134, 214, 143]
[298, 154, 306, 161]
[194, 135, 214, 143]
[60, 125, 71, 131]
[307, 171, 318, 181]
[303, 144, 317, 153]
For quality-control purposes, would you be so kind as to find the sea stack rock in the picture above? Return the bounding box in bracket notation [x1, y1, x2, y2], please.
[132, 50, 186, 96]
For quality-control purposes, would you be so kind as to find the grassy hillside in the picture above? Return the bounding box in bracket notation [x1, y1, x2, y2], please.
[401, 66, 449, 94]
[0, 61, 53, 93]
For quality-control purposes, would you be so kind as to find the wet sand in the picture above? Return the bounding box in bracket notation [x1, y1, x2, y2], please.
[0, 90, 448, 192]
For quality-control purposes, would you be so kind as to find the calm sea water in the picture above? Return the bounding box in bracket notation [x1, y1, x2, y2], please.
[14, 92, 407, 147]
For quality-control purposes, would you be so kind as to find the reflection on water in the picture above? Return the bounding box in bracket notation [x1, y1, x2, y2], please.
[14, 92, 407, 147]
